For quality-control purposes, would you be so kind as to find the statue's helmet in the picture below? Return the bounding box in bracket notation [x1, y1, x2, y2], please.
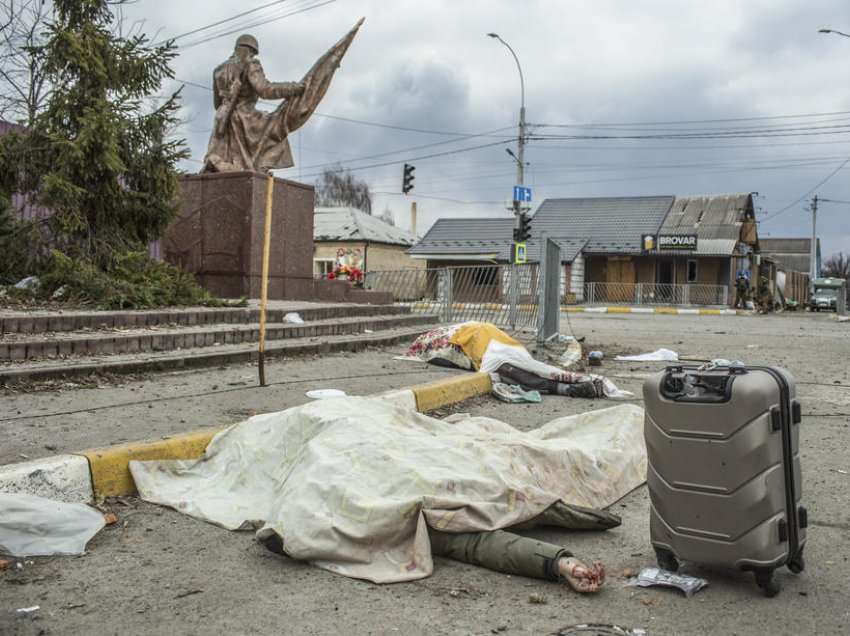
[235, 34, 259, 54]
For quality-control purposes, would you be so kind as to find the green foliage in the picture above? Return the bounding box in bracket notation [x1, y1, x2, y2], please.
[0, 197, 43, 284]
[0, 0, 188, 268]
[36, 250, 243, 309]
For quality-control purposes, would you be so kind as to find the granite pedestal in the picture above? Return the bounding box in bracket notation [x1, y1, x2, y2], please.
[164, 171, 315, 300]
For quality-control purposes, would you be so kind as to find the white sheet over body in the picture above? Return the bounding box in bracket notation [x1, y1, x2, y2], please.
[130, 397, 646, 583]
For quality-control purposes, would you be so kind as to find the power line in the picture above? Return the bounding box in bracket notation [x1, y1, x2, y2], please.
[534, 109, 850, 128]
[296, 126, 515, 172]
[761, 156, 850, 222]
[153, 0, 291, 45]
[297, 139, 512, 179]
[174, 78, 517, 138]
[528, 124, 850, 142]
[178, 0, 337, 50]
[371, 191, 502, 205]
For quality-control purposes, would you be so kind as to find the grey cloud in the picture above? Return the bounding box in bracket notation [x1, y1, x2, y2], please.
[121, 0, 850, 257]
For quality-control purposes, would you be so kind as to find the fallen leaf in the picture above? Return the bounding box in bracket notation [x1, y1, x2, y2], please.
[104, 512, 119, 525]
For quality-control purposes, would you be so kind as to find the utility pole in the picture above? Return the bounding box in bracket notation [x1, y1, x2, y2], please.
[487, 33, 527, 223]
[810, 195, 819, 281]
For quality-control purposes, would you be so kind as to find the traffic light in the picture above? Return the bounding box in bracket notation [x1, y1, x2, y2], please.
[402, 163, 415, 194]
[513, 212, 531, 242]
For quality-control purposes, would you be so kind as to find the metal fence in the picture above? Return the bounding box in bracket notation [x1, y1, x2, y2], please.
[365, 264, 541, 330]
[582, 282, 729, 306]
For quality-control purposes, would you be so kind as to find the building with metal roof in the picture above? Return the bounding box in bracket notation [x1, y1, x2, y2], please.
[406, 216, 516, 263]
[313, 207, 423, 278]
[759, 238, 820, 276]
[407, 193, 764, 306]
[530, 195, 674, 254]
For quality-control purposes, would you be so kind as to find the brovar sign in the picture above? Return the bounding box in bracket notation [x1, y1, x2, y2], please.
[658, 234, 698, 250]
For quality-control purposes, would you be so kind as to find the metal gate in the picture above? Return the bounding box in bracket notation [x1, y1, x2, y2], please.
[537, 236, 560, 344]
[364, 263, 541, 332]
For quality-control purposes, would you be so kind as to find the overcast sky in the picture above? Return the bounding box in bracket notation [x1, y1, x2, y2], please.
[126, 0, 850, 257]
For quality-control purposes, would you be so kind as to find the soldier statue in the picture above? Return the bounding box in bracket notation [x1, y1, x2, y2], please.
[202, 20, 364, 174]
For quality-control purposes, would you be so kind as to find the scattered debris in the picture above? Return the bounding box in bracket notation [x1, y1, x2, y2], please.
[174, 589, 204, 599]
[14, 276, 40, 290]
[305, 388, 347, 399]
[16, 606, 40, 614]
[625, 567, 708, 597]
[640, 596, 657, 606]
[615, 349, 678, 362]
[556, 625, 647, 636]
[836, 469, 848, 475]
[104, 512, 119, 525]
[364, 329, 374, 333]
[284, 312, 305, 324]
[62, 603, 87, 610]
[588, 351, 604, 366]
[0, 559, 11, 570]
[620, 567, 638, 579]
[0, 492, 107, 557]
[527, 593, 548, 604]
[491, 382, 541, 404]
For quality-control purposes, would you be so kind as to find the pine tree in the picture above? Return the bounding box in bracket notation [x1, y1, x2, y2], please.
[0, 0, 187, 268]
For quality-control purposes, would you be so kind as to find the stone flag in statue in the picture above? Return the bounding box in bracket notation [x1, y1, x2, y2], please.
[202, 18, 364, 174]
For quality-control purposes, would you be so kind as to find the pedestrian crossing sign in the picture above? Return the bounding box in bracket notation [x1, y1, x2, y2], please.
[514, 242, 527, 264]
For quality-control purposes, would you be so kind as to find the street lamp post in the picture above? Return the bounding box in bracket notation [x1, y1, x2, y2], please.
[487, 33, 526, 187]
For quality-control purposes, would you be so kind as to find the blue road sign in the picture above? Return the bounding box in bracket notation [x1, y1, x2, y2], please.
[513, 185, 532, 202]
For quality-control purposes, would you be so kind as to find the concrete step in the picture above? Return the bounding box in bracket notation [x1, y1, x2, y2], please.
[1, 314, 437, 362]
[0, 325, 434, 385]
[0, 302, 410, 335]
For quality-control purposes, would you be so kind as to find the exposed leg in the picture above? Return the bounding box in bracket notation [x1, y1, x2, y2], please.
[430, 528, 569, 580]
[430, 528, 605, 592]
[496, 364, 603, 398]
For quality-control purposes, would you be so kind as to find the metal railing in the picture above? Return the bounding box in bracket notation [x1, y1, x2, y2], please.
[365, 264, 541, 330]
[581, 282, 729, 306]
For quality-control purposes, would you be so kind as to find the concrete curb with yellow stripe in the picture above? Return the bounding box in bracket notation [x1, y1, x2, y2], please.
[0, 373, 493, 504]
[562, 306, 743, 316]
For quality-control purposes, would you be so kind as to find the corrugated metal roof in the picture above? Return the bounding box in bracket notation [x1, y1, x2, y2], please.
[760, 238, 816, 273]
[408, 217, 515, 259]
[531, 196, 675, 254]
[409, 217, 587, 263]
[314, 207, 418, 246]
[759, 238, 811, 254]
[656, 193, 754, 256]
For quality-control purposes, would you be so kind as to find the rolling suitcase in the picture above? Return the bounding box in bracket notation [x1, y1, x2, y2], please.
[643, 364, 806, 597]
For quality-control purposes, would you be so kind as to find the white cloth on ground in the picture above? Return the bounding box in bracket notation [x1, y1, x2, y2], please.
[615, 349, 679, 362]
[130, 397, 646, 583]
[0, 493, 105, 557]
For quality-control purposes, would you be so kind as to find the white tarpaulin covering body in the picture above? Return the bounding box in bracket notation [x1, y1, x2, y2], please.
[131, 397, 646, 583]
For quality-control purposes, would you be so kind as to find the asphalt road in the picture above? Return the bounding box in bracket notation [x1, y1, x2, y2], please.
[3, 312, 849, 635]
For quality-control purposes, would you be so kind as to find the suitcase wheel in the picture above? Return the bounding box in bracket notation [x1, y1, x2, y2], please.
[788, 548, 805, 574]
[654, 547, 679, 573]
[755, 570, 781, 598]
